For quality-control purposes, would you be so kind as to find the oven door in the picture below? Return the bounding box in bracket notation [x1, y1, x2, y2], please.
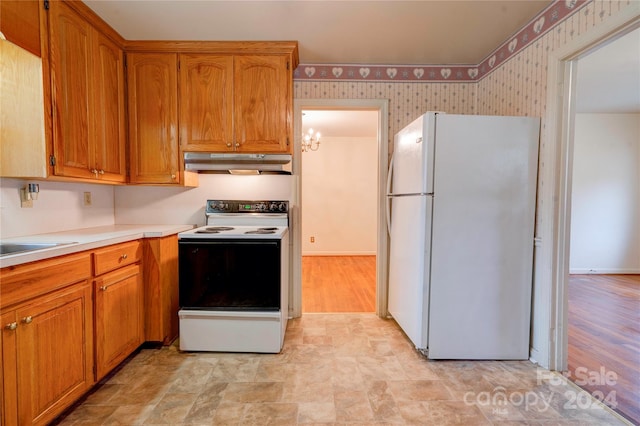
[178, 238, 281, 311]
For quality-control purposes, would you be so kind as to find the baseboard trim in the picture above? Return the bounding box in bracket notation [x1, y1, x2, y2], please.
[569, 269, 640, 274]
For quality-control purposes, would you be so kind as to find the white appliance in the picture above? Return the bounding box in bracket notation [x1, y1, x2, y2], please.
[178, 200, 289, 353]
[387, 112, 540, 359]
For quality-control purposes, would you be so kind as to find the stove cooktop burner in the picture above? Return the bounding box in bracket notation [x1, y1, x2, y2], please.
[245, 229, 276, 234]
[196, 226, 235, 234]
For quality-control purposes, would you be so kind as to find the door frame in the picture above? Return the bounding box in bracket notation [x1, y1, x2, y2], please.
[540, 7, 639, 370]
[291, 99, 389, 318]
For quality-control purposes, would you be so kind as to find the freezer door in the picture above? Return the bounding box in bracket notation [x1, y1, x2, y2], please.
[427, 114, 539, 359]
[387, 194, 432, 350]
[391, 113, 436, 195]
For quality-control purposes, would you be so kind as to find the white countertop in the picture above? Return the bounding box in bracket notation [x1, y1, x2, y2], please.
[0, 224, 194, 268]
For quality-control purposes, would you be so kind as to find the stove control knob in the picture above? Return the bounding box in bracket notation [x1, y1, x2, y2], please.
[277, 203, 287, 212]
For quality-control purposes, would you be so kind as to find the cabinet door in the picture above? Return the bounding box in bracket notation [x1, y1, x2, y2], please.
[234, 55, 291, 153]
[16, 283, 93, 426]
[127, 53, 180, 184]
[179, 54, 233, 152]
[1, 312, 18, 426]
[90, 30, 126, 183]
[144, 236, 179, 344]
[94, 264, 143, 380]
[48, 0, 93, 179]
[0, 0, 41, 57]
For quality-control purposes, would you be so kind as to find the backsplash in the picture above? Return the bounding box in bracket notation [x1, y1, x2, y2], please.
[0, 175, 294, 239]
[0, 178, 115, 239]
[114, 174, 295, 227]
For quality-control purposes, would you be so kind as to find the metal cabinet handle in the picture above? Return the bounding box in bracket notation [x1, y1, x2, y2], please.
[98, 169, 105, 175]
[171, 174, 176, 180]
[100, 285, 107, 291]
[120, 254, 128, 260]
[90, 168, 98, 177]
[235, 143, 240, 148]
[5, 322, 17, 330]
[226, 142, 232, 148]
[21, 316, 32, 324]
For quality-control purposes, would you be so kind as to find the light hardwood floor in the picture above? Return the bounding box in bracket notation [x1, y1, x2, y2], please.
[302, 255, 376, 313]
[568, 274, 640, 425]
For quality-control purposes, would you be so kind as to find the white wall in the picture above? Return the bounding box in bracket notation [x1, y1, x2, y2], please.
[570, 113, 640, 273]
[0, 178, 115, 239]
[0, 175, 294, 239]
[301, 136, 377, 255]
[114, 174, 294, 226]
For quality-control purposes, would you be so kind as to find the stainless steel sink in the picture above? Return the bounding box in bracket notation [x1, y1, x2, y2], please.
[0, 242, 75, 257]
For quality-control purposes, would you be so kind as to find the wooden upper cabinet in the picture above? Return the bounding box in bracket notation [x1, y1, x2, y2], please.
[0, 0, 42, 57]
[234, 55, 291, 153]
[90, 31, 126, 182]
[179, 54, 233, 152]
[48, 0, 126, 183]
[178, 52, 293, 154]
[48, 0, 91, 179]
[127, 53, 180, 184]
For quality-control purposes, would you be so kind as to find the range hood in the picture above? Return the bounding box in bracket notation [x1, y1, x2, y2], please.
[183, 152, 292, 174]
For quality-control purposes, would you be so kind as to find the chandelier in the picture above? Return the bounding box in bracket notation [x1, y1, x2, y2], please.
[301, 128, 321, 152]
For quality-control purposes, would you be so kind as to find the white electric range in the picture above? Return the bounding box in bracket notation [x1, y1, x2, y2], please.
[177, 200, 289, 353]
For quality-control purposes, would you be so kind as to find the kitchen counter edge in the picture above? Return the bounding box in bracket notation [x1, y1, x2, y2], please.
[0, 224, 194, 268]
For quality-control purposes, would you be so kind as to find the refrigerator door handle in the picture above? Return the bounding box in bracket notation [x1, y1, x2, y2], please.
[386, 153, 394, 235]
[386, 152, 394, 196]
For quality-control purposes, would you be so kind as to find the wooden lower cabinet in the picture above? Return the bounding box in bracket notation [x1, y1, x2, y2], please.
[143, 235, 179, 344]
[0, 235, 179, 424]
[94, 263, 143, 381]
[1, 282, 93, 426]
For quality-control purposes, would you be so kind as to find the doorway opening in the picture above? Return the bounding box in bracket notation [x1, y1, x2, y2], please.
[566, 27, 640, 424]
[544, 13, 640, 422]
[300, 109, 378, 313]
[291, 99, 390, 318]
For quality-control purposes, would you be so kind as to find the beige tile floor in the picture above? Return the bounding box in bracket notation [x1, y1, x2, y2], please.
[54, 314, 629, 425]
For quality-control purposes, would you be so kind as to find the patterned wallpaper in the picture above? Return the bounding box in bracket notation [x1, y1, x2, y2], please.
[294, 81, 476, 144]
[478, 0, 634, 117]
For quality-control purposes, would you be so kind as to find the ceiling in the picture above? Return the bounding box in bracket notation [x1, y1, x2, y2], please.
[84, 0, 552, 65]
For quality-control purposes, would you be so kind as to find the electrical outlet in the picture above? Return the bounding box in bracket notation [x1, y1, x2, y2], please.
[83, 192, 92, 206]
[310, 236, 315, 243]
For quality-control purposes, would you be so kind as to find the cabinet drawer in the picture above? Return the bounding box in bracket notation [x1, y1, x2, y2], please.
[0, 252, 92, 309]
[93, 241, 142, 276]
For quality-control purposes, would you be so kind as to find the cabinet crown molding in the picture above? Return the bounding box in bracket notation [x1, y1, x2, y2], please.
[124, 40, 299, 67]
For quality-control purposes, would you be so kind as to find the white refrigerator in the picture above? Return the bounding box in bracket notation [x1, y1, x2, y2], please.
[386, 112, 540, 359]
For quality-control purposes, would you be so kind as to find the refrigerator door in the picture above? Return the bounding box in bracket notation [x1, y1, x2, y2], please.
[427, 115, 539, 359]
[387, 193, 433, 350]
[391, 112, 436, 195]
